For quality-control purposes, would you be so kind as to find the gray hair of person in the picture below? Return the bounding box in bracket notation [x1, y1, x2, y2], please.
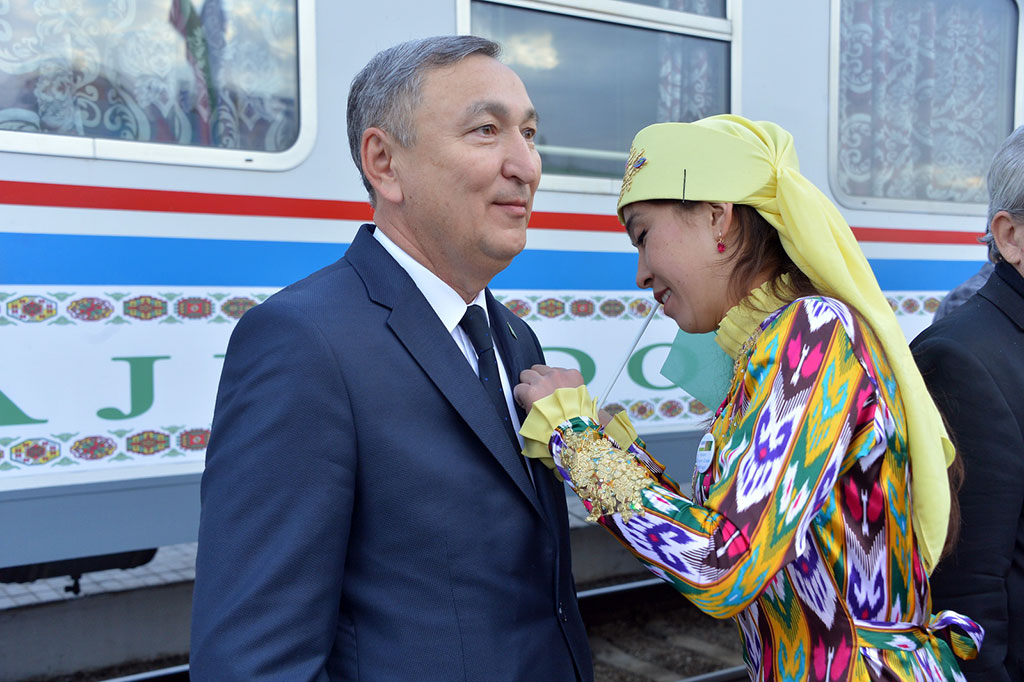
[984, 124, 1024, 261]
[346, 36, 502, 205]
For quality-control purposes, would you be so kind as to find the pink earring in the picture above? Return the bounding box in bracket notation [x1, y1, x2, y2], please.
[716, 233, 726, 253]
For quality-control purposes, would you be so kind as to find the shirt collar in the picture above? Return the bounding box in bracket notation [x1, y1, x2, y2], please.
[373, 227, 488, 332]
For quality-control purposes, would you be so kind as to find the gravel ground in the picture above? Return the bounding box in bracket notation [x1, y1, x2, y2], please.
[580, 581, 745, 682]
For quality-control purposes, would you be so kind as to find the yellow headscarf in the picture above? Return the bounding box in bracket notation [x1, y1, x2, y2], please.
[617, 114, 954, 572]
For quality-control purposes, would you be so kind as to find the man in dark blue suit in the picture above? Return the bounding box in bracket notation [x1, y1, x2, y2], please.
[190, 36, 593, 681]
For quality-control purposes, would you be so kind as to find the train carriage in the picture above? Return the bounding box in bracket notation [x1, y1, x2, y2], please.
[0, 0, 1003, 573]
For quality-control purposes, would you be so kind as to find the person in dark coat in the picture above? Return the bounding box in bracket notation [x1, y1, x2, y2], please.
[912, 125, 1024, 682]
[189, 36, 593, 682]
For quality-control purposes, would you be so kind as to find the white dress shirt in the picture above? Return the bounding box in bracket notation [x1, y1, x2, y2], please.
[374, 228, 524, 448]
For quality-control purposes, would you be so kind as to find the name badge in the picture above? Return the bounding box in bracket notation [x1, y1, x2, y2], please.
[695, 433, 716, 473]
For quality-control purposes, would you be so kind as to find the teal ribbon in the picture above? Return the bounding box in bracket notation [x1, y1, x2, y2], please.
[659, 329, 733, 410]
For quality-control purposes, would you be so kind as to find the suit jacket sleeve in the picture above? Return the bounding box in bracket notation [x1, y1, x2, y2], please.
[913, 334, 1024, 682]
[190, 298, 356, 681]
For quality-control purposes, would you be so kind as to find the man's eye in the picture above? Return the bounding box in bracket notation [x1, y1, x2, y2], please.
[522, 127, 536, 141]
[635, 230, 647, 247]
[477, 124, 496, 135]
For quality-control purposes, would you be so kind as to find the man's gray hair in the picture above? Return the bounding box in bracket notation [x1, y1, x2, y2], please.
[347, 36, 501, 205]
[984, 124, 1024, 261]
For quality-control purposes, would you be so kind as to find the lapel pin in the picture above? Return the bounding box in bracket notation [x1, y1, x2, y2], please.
[507, 321, 517, 339]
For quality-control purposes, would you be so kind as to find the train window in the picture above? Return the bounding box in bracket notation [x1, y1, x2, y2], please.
[0, 0, 315, 170]
[617, 0, 727, 18]
[830, 0, 1019, 214]
[465, 0, 734, 193]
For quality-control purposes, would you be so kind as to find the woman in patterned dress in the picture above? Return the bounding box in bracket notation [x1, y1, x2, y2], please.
[514, 115, 983, 681]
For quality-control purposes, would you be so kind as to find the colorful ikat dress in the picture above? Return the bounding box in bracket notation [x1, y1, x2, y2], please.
[532, 297, 983, 681]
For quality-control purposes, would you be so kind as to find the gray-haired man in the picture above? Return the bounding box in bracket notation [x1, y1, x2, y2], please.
[190, 36, 593, 681]
[912, 125, 1024, 681]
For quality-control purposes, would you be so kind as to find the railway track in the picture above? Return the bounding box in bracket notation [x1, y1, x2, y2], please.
[578, 579, 747, 682]
[88, 579, 747, 682]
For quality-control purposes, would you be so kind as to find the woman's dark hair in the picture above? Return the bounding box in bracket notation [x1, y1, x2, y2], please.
[674, 200, 964, 557]
[720, 203, 817, 307]
[672, 201, 818, 307]
[943, 448, 965, 558]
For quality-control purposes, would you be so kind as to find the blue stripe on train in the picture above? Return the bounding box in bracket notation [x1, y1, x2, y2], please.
[0, 232, 985, 291]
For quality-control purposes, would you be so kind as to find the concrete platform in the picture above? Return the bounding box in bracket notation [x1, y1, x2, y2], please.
[0, 545, 195, 681]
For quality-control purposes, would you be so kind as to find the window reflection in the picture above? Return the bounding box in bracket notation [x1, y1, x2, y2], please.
[619, 0, 726, 19]
[0, 0, 299, 152]
[835, 0, 1016, 205]
[473, 1, 729, 178]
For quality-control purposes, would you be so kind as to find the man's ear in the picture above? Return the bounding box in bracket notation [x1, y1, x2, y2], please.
[361, 127, 403, 204]
[991, 210, 1023, 265]
[709, 202, 735, 238]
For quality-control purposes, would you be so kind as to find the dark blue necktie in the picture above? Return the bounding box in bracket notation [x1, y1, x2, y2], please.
[459, 304, 521, 453]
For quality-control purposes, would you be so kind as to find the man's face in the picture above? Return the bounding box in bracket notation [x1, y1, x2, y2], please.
[391, 54, 541, 294]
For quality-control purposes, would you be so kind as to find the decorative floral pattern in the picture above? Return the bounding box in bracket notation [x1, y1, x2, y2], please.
[628, 400, 655, 420]
[10, 439, 61, 465]
[176, 297, 213, 319]
[570, 299, 594, 317]
[71, 436, 117, 460]
[221, 297, 258, 319]
[126, 430, 171, 455]
[658, 399, 684, 418]
[0, 291, 948, 327]
[7, 295, 57, 322]
[629, 299, 654, 317]
[124, 296, 168, 321]
[67, 297, 114, 321]
[599, 299, 626, 318]
[537, 298, 566, 318]
[0, 426, 212, 473]
[901, 297, 921, 314]
[503, 299, 531, 319]
[0, 291, 267, 325]
[497, 295, 663, 322]
[178, 428, 211, 451]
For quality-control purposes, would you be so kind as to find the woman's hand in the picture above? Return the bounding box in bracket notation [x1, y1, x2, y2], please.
[514, 365, 585, 414]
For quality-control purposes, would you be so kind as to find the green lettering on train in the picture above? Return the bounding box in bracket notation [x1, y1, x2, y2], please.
[0, 389, 47, 426]
[541, 347, 597, 386]
[96, 356, 171, 420]
[627, 343, 674, 390]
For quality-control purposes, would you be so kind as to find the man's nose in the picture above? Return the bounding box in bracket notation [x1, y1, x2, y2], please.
[503, 133, 541, 186]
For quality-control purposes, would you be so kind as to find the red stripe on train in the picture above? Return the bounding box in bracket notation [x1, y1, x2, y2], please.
[0, 180, 983, 245]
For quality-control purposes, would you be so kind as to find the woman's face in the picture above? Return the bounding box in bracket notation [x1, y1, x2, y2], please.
[623, 200, 734, 334]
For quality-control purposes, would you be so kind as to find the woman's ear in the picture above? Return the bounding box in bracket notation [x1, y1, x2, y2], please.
[709, 202, 735, 238]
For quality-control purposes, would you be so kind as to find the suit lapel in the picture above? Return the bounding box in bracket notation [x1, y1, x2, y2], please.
[487, 291, 529, 426]
[346, 226, 544, 518]
[488, 292, 558, 536]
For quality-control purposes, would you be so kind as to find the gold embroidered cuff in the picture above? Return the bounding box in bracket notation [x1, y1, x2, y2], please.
[558, 427, 651, 523]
